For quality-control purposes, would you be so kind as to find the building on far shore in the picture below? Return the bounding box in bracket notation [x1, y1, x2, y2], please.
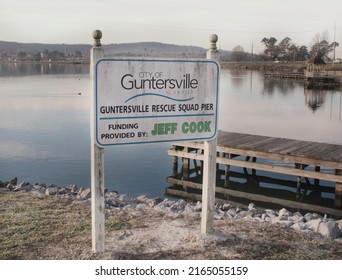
[304, 56, 342, 89]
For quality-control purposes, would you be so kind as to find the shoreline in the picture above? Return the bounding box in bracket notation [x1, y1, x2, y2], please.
[222, 61, 342, 72]
[2, 60, 342, 69]
[1, 177, 342, 241]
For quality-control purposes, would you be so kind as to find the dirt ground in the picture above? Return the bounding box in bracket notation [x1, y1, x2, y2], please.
[0, 189, 341, 260]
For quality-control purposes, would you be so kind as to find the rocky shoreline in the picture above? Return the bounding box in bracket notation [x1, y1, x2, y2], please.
[1, 177, 342, 241]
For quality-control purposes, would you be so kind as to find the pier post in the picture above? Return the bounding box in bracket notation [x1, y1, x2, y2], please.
[201, 34, 219, 234]
[90, 30, 105, 252]
[295, 163, 304, 200]
[182, 147, 190, 180]
[172, 145, 178, 177]
[224, 153, 231, 187]
[335, 169, 342, 208]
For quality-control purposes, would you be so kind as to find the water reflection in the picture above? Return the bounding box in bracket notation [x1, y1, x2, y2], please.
[262, 78, 300, 96]
[220, 69, 341, 143]
[304, 89, 342, 120]
[304, 88, 325, 112]
[0, 62, 89, 76]
[229, 70, 248, 88]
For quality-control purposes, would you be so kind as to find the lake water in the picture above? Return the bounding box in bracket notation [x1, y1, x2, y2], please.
[0, 63, 341, 199]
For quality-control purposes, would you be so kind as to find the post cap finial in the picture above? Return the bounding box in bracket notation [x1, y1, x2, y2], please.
[209, 34, 218, 43]
[92, 30, 102, 47]
[209, 34, 218, 51]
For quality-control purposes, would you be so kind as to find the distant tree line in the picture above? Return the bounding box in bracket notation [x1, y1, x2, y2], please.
[1, 49, 84, 62]
[260, 37, 309, 61]
[229, 32, 339, 63]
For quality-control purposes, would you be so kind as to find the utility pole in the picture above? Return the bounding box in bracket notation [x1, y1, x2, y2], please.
[333, 22, 336, 68]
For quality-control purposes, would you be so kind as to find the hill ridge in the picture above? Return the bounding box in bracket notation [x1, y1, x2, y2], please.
[0, 40, 230, 59]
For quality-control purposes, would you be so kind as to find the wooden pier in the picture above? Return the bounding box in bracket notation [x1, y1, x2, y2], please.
[166, 131, 342, 216]
[264, 72, 305, 79]
[304, 75, 342, 89]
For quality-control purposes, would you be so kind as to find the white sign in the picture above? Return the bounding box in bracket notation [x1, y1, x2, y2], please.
[94, 58, 219, 146]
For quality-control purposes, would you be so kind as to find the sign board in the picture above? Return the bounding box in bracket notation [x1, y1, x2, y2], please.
[94, 58, 219, 146]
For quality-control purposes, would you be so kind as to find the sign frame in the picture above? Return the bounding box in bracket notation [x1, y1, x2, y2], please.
[94, 58, 220, 146]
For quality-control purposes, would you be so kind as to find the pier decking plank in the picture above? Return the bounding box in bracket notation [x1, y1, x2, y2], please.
[217, 131, 342, 167]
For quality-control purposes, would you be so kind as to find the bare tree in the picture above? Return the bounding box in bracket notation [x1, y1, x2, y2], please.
[231, 45, 247, 61]
[310, 31, 339, 62]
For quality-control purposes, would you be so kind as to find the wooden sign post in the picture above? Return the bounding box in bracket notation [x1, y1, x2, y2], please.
[90, 31, 220, 252]
[201, 34, 219, 234]
[90, 30, 105, 253]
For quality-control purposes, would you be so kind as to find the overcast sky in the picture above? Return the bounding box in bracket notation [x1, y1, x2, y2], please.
[1, 0, 341, 57]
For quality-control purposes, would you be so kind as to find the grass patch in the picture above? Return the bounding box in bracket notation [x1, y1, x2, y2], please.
[0, 189, 91, 259]
[106, 220, 131, 231]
